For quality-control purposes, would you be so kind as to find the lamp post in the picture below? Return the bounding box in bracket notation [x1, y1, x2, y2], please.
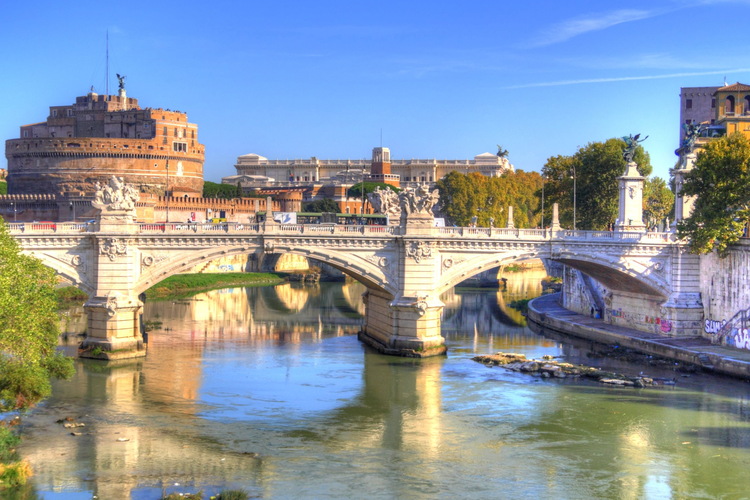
[165, 159, 170, 223]
[10, 202, 16, 222]
[70, 201, 75, 222]
[540, 174, 545, 229]
[571, 164, 577, 231]
[361, 169, 365, 219]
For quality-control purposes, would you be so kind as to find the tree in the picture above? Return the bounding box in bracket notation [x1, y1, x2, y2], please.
[0, 219, 74, 412]
[203, 181, 242, 199]
[677, 133, 750, 255]
[643, 177, 674, 230]
[436, 170, 543, 227]
[346, 182, 400, 199]
[303, 198, 340, 213]
[542, 138, 652, 230]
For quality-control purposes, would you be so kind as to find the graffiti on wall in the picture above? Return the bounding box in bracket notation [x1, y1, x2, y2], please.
[607, 309, 672, 333]
[706, 309, 750, 351]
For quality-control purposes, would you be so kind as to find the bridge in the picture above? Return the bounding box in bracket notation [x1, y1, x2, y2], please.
[6, 206, 702, 359]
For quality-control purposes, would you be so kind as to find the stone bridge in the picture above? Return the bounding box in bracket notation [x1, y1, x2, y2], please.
[7, 213, 701, 359]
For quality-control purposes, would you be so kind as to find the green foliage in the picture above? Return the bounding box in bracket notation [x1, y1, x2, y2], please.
[203, 181, 241, 199]
[643, 176, 674, 230]
[55, 286, 88, 308]
[0, 182, 6, 195]
[346, 182, 400, 199]
[145, 272, 286, 300]
[678, 133, 750, 255]
[0, 426, 19, 463]
[302, 198, 340, 213]
[436, 170, 543, 227]
[215, 489, 251, 500]
[0, 219, 74, 412]
[542, 138, 652, 230]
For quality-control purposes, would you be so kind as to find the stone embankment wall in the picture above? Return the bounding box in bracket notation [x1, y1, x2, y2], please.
[560, 240, 750, 343]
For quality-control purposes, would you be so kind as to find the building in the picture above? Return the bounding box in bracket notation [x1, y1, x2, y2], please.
[679, 86, 718, 142]
[224, 147, 513, 191]
[5, 86, 205, 196]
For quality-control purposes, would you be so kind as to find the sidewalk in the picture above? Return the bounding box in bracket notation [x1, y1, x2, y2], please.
[527, 293, 750, 381]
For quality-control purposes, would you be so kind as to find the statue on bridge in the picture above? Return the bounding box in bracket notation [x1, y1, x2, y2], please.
[622, 133, 648, 163]
[677, 121, 707, 155]
[93, 176, 139, 212]
[368, 184, 439, 223]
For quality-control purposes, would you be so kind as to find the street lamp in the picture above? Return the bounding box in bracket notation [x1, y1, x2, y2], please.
[10, 202, 16, 222]
[571, 164, 577, 231]
[70, 201, 75, 222]
[540, 174, 545, 229]
[166, 159, 170, 223]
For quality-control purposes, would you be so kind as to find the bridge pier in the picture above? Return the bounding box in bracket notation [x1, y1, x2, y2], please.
[79, 208, 147, 360]
[359, 289, 447, 357]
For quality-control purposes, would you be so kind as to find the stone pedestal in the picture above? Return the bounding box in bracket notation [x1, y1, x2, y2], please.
[672, 153, 697, 228]
[359, 289, 446, 357]
[615, 162, 646, 232]
[80, 209, 146, 360]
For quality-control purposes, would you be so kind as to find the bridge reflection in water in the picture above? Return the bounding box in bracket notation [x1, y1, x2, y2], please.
[19, 280, 750, 499]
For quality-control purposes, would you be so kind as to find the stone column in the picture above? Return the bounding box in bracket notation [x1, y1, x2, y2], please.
[672, 152, 697, 228]
[615, 162, 646, 232]
[659, 247, 704, 336]
[506, 206, 514, 229]
[81, 210, 146, 359]
[550, 203, 561, 231]
[359, 200, 446, 357]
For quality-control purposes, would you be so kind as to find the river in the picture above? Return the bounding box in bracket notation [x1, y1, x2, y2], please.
[11, 271, 750, 499]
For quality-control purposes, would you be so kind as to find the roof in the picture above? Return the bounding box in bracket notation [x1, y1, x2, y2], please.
[716, 82, 750, 92]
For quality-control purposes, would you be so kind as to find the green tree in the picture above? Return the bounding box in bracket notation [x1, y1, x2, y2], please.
[346, 182, 400, 199]
[542, 138, 652, 230]
[0, 182, 6, 195]
[0, 219, 74, 412]
[677, 133, 750, 255]
[203, 181, 241, 199]
[436, 170, 543, 227]
[302, 198, 340, 213]
[643, 177, 674, 230]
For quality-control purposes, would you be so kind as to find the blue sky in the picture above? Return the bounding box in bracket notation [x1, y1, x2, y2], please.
[2, 0, 750, 182]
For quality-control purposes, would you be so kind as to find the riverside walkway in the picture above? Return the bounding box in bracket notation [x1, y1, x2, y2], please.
[528, 293, 750, 381]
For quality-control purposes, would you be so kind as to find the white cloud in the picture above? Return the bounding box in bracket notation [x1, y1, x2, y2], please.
[528, 9, 659, 48]
[503, 68, 750, 89]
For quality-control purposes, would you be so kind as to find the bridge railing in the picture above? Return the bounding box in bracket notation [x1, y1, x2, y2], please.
[6, 220, 673, 243]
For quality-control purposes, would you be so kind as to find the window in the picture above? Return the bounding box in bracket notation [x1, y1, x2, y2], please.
[711, 98, 716, 108]
[172, 142, 187, 152]
[726, 95, 736, 114]
[66, 109, 73, 117]
[686, 99, 692, 109]
[744, 96, 750, 115]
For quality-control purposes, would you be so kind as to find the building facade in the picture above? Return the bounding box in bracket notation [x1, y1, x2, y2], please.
[225, 148, 513, 190]
[5, 88, 205, 196]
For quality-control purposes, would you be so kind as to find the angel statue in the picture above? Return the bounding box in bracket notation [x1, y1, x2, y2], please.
[116, 73, 126, 91]
[622, 133, 648, 163]
[496, 145, 509, 158]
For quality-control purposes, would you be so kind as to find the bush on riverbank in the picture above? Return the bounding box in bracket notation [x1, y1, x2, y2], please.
[0, 421, 31, 488]
[145, 272, 287, 300]
[55, 286, 88, 308]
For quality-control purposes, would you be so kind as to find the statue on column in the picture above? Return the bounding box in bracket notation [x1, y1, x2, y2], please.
[92, 176, 139, 212]
[622, 133, 648, 163]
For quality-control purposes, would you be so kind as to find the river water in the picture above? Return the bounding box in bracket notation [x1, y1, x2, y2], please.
[12, 272, 750, 499]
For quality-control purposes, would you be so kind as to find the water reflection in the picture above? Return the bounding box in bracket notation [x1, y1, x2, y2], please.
[18, 276, 750, 498]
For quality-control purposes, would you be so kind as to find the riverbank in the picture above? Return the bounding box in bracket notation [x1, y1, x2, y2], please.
[144, 272, 287, 300]
[527, 293, 750, 381]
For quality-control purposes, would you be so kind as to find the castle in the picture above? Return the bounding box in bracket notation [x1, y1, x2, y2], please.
[5, 84, 204, 197]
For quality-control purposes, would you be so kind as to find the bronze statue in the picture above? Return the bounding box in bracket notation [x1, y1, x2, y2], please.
[116, 73, 126, 91]
[622, 133, 648, 163]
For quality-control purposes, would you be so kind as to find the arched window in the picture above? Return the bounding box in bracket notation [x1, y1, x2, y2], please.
[744, 96, 750, 115]
[726, 95, 736, 115]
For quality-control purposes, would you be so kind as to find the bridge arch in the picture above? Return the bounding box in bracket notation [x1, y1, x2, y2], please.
[437, 248, 670, 299]
[23, 251, 96, 296]
[135, 243, 395, 297]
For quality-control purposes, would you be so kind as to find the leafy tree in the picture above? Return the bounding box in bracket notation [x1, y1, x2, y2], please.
[0, 218, 75, 412]
[542, 138, 652, 230]
[346, 182, 400, 199]
[677, 133, 750, 255]
[436, 170, 543, 227]
[0, 182, 6, 195]
[203, 181, 241, 199]
[643, 177, 674, 230]
[302, 198, 340, 213]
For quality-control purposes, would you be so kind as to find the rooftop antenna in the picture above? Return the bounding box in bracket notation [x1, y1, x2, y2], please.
[105, 30, 109, 95]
